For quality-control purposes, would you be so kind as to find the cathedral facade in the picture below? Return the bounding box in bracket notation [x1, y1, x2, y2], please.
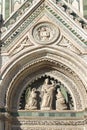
[0, 0, 87, 130]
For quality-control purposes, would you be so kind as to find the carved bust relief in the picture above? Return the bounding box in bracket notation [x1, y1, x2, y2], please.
[32, 22, 60, 44]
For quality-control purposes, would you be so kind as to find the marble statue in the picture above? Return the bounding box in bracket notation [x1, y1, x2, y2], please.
[41, 78, 55, 110]
[25, 88, 37, 110]
[56, 89, 67, 110]
[72, 0, 79, 10]
[24, 79, 68, 111]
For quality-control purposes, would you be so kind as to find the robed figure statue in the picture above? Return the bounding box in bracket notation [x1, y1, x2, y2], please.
[41, 78, 55, 110]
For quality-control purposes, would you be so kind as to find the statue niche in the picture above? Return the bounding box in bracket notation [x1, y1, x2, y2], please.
[23, 77, 70, 111]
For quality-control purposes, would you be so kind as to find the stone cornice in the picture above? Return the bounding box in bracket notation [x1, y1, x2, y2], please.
[10, 114, 85, 125]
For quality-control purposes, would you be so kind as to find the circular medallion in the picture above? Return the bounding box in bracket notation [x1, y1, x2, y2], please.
[32, 22, 60, 44]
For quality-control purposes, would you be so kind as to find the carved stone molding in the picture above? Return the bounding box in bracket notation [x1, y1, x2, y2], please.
[11, 118, 84, 126]
[45, 1, 87, 46]
[4, 112, 87, 130]
[11, 126, 84, 130]
[9, 35, 33, 56]
[58, 36, 81, 54]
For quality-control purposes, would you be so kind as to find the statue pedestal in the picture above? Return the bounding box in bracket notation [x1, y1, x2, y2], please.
[56, 105, 67, 110]
[0, 113, 5, 130]
[41, 107, 51, 111]
[25, 106, 37, 110]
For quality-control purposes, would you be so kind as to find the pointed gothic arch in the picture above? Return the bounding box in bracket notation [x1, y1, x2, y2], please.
[1, 46, 87, 112]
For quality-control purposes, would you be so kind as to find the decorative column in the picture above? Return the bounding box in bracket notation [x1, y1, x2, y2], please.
[0, 113, 5, 130]
[0, 14, 5, 130]
[0, 14, 3, 71]
[83, 0, 87, 19]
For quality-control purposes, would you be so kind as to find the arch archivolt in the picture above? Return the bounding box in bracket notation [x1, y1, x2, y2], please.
[6, 58, 85, 111]
[1, 47, 87, 111]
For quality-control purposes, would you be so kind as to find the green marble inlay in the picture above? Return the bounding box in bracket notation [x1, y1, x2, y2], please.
[10, 111, 84, 118]
[83, 0, 87, 18]
[39, 113, 44, 116]
[49, 113, 55, 117]
[76, 112, 83, 117]
[71, 112, 75, 117]
[32, 112, 39, 116]
[44, 112, 49, 117]
[5, 0, 10, 19]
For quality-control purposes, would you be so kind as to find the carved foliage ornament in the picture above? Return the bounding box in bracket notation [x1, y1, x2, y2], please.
[32, 22, 60, 44]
